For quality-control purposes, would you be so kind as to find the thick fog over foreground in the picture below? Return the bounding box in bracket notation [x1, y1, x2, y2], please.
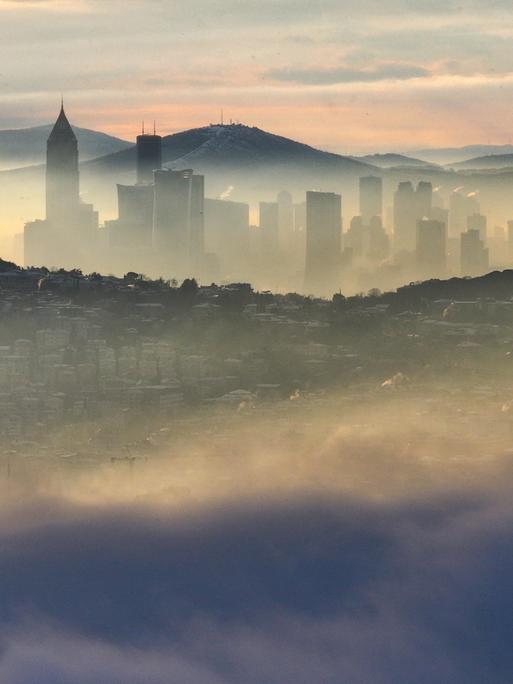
[1, 386, 513, 683]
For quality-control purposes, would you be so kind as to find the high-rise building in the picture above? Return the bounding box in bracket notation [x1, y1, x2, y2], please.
[25, 103, 98, 269]
[345, 216, 366, 258]
[359, 176, 383, 222]
[367, 216, 390, 262]
[416, 218, 446, 279]
[416, 181, 433, 218]
[45, 102, 79, 228]
[393, 181, 416, 253]
[153, 169, 204, 278]
[204, 198, 250, 278]
[461, 229, 489, 276]
[259, 202, 280, 255]
[393, 181, 433, 253]
[107, 184, 154, 248]
[449, 190, 480, 238]
[277, 190, 294, 250]
[136, 131, 162, 184]
[467, 213, 487, 243]
[304, 191, 342, 295]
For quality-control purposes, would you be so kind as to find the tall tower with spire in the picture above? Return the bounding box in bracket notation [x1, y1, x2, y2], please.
[45, 101, 80, 227]
[25, 102, 98, 269]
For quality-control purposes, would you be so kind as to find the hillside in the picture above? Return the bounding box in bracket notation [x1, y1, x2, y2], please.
[85, 123, 375, 176]
[412, 144, 513, 166]
[357, 153, 438, 169]
[0, 124, 131, 170]
[447, 154, 513, 171]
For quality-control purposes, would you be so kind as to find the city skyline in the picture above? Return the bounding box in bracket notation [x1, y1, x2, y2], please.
[2, 0, 513, 152]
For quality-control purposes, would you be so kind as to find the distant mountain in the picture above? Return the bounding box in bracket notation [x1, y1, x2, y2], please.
[0, 124, 131, 170]
[356, 153, 439, 169]
[448, 154, 513, 171]
[86, 123, 375, 176]
[79, 123, 379, 213]
[0, 123, 379, 233]
[412, 145, 513, 166]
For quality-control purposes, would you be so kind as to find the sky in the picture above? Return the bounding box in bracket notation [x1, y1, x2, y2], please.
[1, 0, 513, 152]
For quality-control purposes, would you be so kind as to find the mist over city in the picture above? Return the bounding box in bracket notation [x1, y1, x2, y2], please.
[2, 1, 513, 683]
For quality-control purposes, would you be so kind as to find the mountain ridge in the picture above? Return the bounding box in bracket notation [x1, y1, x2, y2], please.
[0, 124, 131, 170]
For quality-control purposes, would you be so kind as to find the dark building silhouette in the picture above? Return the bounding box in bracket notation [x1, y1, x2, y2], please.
[416, 218, 446, 279]
[304, 190, 342, 295]
[24, 103, 98, 269]
[46, 102, 79, 227]
[136, 130, 162, 184]
[359, 176, 382, 222]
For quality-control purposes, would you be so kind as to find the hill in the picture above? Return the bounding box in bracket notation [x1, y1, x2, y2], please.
[357, 153, 438, 169]
[447, 154, 513, 171]
[412, 144, 513, 166]
[0, 124, 131, 170]
[85, 123, 375, 176]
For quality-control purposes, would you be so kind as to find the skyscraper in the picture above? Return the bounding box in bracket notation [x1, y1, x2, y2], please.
[153, 169, 204, 278]
[393, 181, 433, 253]
[416, 218, 446, 279]
[467, 213, 487, 243]
[359, 176, 382, 222]
[416, 181, 433, 218]
[25, 103, 98, 269]
[461, 229, 489, 276]
[304, 191, 342, 295]
[393, 181, 416, 253]
[136, 129, 162, 184]
[107, 183, 155, 249]
[45, 102, 79, 227]
[204, 198, 250, 279]
[449, 190, 479, 238]
[277, 190, 294, 250]
[259, 202, 280, 255]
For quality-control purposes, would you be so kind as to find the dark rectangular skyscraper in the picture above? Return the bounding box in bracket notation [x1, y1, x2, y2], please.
[136, 133, 162, 184]
[304, 190, 342, 296]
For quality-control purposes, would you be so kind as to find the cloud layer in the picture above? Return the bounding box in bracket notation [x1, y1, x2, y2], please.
[1, 492, 513, 683]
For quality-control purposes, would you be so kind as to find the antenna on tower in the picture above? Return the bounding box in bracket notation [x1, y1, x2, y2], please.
[153, 120, 156, 135]
[142, 120, 145, 135]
